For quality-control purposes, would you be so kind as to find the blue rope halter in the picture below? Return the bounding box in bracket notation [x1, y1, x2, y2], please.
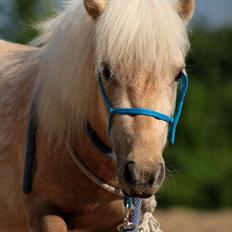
[98, 71, 188, 145]
[98, 72, 188, 232]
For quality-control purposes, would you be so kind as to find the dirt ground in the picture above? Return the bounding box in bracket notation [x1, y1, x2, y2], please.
[155, 209, 232, 232]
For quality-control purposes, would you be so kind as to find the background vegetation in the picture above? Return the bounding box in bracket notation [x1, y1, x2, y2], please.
[160, 28, 232, 209]
[0, 0, 231, 210]
[0, 0, 55, 43]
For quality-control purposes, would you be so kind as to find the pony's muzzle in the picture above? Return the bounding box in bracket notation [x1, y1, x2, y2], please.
[123, 161, 165, 198]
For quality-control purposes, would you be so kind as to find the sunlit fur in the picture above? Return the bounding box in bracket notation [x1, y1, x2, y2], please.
[0, 0, 193, 231]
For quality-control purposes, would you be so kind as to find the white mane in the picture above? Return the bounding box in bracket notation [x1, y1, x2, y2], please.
[34, 0, 189, 140]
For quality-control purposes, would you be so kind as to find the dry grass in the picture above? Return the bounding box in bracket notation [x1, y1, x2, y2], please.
[155, 209, 232, 232]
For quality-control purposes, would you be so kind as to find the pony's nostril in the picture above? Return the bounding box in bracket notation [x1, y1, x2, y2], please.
[155, 163, 165, 185]
[148, 174, 155, 186]
[124, 161, 137, 185]
[123, 162, 165, 189]
[148, 163, 165, 187]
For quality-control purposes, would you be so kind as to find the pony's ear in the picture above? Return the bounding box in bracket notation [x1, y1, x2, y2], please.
[177, 0, 195, 23]
[84, 0, 107, 20]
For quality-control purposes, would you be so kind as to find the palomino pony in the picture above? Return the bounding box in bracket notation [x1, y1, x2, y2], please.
[0, 0, 195, 231]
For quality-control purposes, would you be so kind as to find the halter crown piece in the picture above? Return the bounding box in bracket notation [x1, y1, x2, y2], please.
[98, 70, 189, 145]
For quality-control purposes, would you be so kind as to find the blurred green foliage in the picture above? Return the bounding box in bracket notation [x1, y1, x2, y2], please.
[0, 0, 55, 43]
[13, 0, 39, 42]
[160, 28, 232, 209]
[0, 1, 231, 209]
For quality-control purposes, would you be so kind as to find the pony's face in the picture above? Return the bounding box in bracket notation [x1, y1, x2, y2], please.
[84, 0, 195, 198]
[98, 64, 186, 197]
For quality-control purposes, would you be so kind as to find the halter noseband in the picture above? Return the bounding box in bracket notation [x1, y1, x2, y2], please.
[98, 71, 188, 145]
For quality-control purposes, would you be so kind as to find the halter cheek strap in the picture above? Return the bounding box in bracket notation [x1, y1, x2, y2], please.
[169, 73, 188, 144]
[98, 72, 188, 145]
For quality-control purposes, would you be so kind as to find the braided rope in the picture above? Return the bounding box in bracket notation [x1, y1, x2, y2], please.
[138, 212, 163, 232]
[138, 196, 163, 232]
[131, 198, 143, 226]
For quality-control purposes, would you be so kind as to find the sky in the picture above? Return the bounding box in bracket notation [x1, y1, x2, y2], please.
[192, 0, 232, 28]
[1, 0, 232, 31]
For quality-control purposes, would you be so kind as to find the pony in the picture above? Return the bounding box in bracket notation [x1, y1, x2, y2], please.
[0, 0, 195, 231]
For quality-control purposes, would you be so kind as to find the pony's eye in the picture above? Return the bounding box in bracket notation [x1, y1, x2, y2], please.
[102, 64, 113, 82]
[175, 70, 184, 82]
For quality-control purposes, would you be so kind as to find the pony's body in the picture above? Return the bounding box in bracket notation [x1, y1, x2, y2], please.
[0, 0, 195, 231]
[0, 40, 123, 231]
[0, 41, 36, 231]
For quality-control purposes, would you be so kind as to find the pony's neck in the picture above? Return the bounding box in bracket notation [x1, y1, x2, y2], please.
[59, 122, 117, 194]
[76, 103, 117, 187]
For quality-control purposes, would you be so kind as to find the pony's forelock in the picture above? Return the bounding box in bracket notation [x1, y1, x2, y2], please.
[95, 0, 189, 76]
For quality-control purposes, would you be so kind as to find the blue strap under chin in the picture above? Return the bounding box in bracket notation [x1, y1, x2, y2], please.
[98, 72, 188, 145]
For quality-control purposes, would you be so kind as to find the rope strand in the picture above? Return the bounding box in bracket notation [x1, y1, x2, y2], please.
[65, 141, 123, 197]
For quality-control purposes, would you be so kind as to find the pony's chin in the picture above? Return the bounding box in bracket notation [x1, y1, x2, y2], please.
[122, 188, 155, 199]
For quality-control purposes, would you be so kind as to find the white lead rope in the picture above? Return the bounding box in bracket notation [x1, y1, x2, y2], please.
[65, 141, 123, 197]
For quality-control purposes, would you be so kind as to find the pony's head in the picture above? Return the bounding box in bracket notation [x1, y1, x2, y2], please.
[37, 0, 195, 198]
[84, 0, 195, 198]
